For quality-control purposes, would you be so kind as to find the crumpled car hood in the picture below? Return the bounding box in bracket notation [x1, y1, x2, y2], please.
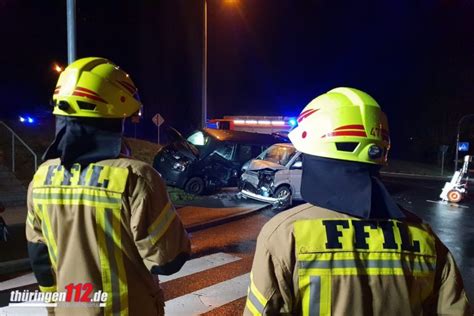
[248, 159, 286, 171]
[165, 127, 199, 160]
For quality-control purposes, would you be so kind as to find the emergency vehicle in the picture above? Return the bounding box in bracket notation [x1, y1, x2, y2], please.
[207, 116, 297, 135]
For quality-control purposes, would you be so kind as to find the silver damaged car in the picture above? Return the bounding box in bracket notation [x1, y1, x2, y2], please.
[239, 143, 302, 208]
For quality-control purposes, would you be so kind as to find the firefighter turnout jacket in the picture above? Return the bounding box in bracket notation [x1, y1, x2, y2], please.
[26, 158, 191, 316]
[244, 203, 471, 315]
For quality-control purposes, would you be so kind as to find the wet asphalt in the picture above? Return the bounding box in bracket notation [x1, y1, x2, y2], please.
[168, 175, 474, 314]
[382, 176, 474, 305]
[1, 176, 473, 314]
[161, 211, 270, 315]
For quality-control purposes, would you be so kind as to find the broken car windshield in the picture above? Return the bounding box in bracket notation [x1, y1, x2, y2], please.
[259, 145, 297, 166]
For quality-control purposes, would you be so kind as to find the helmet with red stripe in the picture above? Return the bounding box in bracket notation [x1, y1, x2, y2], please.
[288, 87, 390, 164]
[52, 57, 142, 119]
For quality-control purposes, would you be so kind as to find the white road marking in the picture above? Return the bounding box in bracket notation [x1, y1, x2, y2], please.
[0, 252, 241, 292]
[0, 303, 48, 316]
[426, 200, 470, 208]
[160, 252, 241, 283]
[1, 253, 246, 315]
[165, 273, 250, 315]
[0, 273, 36, 291]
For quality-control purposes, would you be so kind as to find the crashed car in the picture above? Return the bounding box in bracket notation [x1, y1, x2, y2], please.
[240, 143, 303, 208]
[153, 127, 284, 195]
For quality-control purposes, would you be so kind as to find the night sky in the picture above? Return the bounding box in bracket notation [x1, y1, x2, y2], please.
[1, 0, 474, 161]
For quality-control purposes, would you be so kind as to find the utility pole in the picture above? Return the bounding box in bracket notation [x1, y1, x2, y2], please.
[67, 0, 77, 64]
[202, 0, 208, 129]
[454, 114, 474, 172]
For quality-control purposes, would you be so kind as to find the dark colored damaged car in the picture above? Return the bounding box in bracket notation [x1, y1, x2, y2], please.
[153, 128, 285, 195]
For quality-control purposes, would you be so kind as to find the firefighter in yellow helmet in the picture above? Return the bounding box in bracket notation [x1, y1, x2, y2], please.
[26, 57, 191, 315]
[244, 87, 471, 315]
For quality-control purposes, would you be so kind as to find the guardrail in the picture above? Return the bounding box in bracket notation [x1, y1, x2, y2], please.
[0, 120, 38, 172]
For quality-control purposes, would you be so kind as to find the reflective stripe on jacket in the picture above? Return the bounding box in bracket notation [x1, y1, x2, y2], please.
[26, 158, 191, 316]
[244, 203, 471, 316]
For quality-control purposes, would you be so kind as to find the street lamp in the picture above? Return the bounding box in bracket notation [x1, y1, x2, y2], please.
[53, 63, 64, 73]
[67, 0, 77, 64]
[454, 114, 474, 172]
[202, 0, 208, 129]
[201, 0, 238, 129]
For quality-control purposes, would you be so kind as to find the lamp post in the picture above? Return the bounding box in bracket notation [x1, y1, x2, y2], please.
[454, 114, 474, 172]
[66, 0, 77, 64]
[202, 0, 208, 129]
[201, 0, 238, 129]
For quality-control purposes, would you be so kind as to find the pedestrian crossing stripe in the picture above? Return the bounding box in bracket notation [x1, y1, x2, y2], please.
[160, 252, 241, 282]
[0, 274, 37, 292]
[165, 273, 250, 315]
[0, 252, 241, 292]
[0, 253, 249, 315]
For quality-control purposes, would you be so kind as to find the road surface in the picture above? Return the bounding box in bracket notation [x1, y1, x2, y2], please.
[1, 176, 473, 315]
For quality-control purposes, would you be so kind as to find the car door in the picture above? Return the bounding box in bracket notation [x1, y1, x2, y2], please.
[205, 142, 237, 187]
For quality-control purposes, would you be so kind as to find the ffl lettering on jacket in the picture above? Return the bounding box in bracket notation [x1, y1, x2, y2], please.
[43, 164, 110, 188]
[322, 219, 421, 253]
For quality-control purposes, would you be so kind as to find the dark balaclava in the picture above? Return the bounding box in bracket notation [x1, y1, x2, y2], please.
[301, 154, 405, 219]
[42, 116, 125, 169]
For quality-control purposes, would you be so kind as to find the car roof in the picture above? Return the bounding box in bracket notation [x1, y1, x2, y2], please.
[270, 143, 295, 148]
[202, 128, 283, 144]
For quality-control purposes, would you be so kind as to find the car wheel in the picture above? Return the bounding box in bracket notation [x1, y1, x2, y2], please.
[447, 189, 462, 203]
[184, 177, 205, 195]
[274, 185, 292, 209]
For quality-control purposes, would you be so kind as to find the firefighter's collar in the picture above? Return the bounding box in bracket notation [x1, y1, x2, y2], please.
[301, 154, 405, 219]
[43, 116, 126, 169]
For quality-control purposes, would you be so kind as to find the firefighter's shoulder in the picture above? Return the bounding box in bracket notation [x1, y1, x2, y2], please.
[36, 158, 61, 170]
[105, 157, 166, 188]
[258, 203, 348, 242]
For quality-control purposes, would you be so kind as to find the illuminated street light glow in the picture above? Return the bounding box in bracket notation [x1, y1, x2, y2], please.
[54, 64, 64, 73]
[19, 116, 25, 123]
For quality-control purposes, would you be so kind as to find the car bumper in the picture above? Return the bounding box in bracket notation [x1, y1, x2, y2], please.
[240, 189, 289, 205]
[154, 166, 188, 188]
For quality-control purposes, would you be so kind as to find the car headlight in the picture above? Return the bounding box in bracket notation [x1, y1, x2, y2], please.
[260, 186, 270, 197]
[172, 162, 187, 172]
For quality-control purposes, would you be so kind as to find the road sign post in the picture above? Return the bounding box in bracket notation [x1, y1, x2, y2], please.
[152, 113, 165, 144]
[131, 115, 140, 138]
[439, 145, 449, 176]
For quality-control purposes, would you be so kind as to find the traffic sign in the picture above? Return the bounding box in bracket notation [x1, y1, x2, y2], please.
[152, 113, 165, 127]
[458, 142, 469, 152]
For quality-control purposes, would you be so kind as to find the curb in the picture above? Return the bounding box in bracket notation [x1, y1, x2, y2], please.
[0, 204, 270, 276]
[0, 259, 30, 276]
[185, 204, 270, 233]
[380, 172, 452, 181]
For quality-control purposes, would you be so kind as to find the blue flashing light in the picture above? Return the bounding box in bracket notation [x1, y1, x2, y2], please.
[207, 122, 218, 129]
[19, 115, 36, 124]
[288, 118, 297, 127]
